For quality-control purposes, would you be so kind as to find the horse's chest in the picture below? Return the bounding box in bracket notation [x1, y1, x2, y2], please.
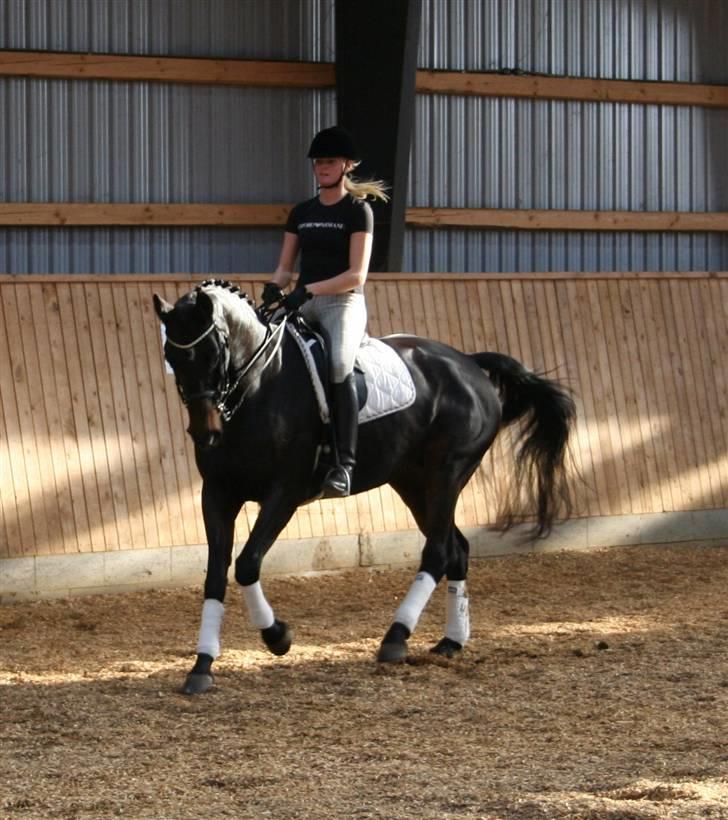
[195, 440, 270, 486]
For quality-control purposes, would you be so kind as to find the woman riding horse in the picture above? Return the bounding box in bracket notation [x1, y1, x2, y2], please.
[263, 126, 389, 498]
[154, 278, 575, 695]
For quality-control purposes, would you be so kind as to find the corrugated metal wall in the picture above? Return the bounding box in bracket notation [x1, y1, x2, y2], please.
[406, 0, 728, 272]
[0, 0, 335, 60]
[0, 0, 336, 273]
[0, 78, 336, 272]
[418, 0, 728, 81]
[1, 0, 727, 273]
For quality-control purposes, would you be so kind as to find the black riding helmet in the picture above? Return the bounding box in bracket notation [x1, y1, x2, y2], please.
[307, 126, 360, 161]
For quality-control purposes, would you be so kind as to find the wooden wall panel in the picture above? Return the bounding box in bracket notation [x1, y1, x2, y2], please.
[1, 272, 727, 560]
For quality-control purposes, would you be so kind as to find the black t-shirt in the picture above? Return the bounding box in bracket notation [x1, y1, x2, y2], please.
[285, 194, 373, 289]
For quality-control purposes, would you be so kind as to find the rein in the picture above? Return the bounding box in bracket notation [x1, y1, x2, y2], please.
[218, 316, 287, 421]
[166, 313, 288, 421]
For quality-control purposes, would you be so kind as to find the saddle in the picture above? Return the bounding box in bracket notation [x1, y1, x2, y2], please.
[286, 315, 416, 426]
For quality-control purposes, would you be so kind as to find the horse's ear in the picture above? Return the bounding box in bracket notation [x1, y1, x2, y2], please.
[196, 289, 215, 318]
[153, 293, 172, 320]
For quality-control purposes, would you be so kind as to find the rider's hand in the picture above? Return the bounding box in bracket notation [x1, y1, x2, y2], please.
[262, 282, 284, 306]
[282, 287, 313, 313]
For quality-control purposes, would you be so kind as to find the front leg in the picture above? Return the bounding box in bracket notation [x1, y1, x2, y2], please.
[234, 491, 299, 656]
[182, 482, 242, 695]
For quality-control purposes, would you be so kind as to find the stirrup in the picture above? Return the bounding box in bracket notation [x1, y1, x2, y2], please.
[321, 465, 352, 498]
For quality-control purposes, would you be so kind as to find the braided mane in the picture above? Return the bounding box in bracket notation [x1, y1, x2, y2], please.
[196, 278, 255, 309]
[191, 279, 265, 370]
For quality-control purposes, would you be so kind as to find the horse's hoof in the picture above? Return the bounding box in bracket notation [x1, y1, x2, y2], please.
[181, 672, 214, 695]
[430, 637, 463, 659]
[377, 641, 408, 663]
[262, 619, 292, 656]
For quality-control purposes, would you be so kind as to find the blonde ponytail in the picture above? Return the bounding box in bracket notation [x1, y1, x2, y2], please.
[344, 173, 390, 203]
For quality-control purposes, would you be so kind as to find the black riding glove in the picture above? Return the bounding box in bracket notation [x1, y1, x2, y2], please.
[262, 282, 284, 306]
[282, 287, 313, 313]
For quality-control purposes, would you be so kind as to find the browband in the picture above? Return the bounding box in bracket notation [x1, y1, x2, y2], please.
[165, 322, 216, 349]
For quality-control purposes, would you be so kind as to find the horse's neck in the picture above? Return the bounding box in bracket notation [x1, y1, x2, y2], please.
[211, 288, 267, 367]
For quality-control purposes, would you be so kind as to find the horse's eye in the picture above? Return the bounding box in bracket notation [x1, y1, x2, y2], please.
[167, 348, 193, 367]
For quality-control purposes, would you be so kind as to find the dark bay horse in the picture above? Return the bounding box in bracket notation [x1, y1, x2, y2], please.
[153, 280, 575, 694]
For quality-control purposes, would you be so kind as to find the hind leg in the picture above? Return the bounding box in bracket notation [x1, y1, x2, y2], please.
[378, 471, 463, 662]
[431, 528, 471, 658]
[376, 546, 444, 663]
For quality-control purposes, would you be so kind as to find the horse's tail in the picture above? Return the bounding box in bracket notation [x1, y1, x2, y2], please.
[471, 352, 576, 538]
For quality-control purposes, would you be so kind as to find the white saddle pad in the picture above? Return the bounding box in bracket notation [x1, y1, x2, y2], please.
[287, 327, 416, 425]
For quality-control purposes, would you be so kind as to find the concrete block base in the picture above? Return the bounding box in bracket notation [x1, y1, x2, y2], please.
[2, 509, 728, 602]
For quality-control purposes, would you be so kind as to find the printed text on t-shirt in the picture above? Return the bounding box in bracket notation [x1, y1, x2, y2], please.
[299, 221, 345, 230]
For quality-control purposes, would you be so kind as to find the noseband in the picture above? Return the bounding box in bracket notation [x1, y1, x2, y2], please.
[165, 317, 287, 421]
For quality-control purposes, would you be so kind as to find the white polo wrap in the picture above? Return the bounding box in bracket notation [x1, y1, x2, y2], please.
[241, 581, 275, 630]
[393, 572, 437, 633]
[444, 580, 470, 645]
[196, 598, 225, 659]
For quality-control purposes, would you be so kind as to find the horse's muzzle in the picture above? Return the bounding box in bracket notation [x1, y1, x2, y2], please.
[186, 402, 224, 449]
[188, 428, 223, 449]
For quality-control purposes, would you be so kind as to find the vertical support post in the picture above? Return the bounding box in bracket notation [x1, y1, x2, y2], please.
[335, 0, 421, 272]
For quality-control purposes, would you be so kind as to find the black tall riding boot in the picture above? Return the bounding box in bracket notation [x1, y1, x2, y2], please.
[322, 373, 358, 498]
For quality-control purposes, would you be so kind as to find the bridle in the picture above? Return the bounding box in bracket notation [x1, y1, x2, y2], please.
[165, 322, 217, 349]
[165, 315, 288, 422]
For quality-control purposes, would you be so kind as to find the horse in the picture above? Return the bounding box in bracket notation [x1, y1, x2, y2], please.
[153, 279, 575, 695]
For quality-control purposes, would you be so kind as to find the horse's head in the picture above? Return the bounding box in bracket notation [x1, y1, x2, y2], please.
[154, 287, 229, 449]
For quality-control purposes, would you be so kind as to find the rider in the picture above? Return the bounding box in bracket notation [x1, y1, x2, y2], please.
[262, 126, 389, 498]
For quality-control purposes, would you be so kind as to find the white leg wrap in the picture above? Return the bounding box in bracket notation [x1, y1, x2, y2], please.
[196, 598, 225, 659]
[241, 581, 275, 630]
[444, 580, 470, 645]
[393, 572, 437, 633]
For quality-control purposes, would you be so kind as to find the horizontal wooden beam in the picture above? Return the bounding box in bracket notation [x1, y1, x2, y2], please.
[2, 203, 728, 233]
[416, 70, 728, 108]
[3, 271, 726, 285]
[0, 203, 291, 226]
[0, 50, 334, 88]
[406, 207, 728, 232]
[2, 50, 728, 108]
